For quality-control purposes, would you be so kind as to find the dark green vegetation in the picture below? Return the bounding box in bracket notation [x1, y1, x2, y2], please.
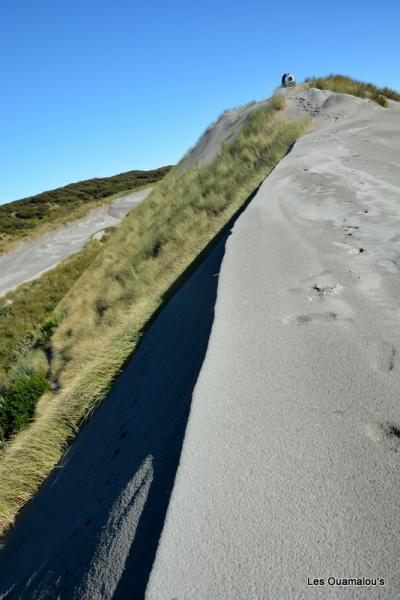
[0, 373, 50, 440]
[0, 166, 171, 252]
[305, 74, 400, 107]
[0, 240, 102, 443]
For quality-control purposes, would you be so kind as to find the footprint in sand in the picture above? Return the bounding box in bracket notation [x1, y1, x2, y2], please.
[334, 242, 364, 255]
[311, 282, 343, 298]
[343, 225, 360, 238]
[377, 259, 398, 274]
[365, 422, 400, 451]
[282, 312, 339, 326]
[371, 341, 396, 373]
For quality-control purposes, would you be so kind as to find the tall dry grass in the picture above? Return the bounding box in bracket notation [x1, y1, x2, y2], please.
[305, 74, 400, 107]
[0, 100, 310, 536]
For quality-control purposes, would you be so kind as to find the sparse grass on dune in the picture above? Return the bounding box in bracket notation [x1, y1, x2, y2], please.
[0, 100, 310, 536]
[0, 241, 104, 444]
[304, 74, 400, 107]
[0, 241, 102, 385]
[268, 95, 286, 110]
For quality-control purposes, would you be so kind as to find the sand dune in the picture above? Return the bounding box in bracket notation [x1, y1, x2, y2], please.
[0, 188, 151, 298]
[147, 91, 400, 599]
[178, 100, 268, 173]
[1, 88, 400, 599]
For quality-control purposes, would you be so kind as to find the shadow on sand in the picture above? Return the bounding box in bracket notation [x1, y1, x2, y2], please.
[0, 185, 260, 600]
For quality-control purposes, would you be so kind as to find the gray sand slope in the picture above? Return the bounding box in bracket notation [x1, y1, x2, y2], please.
[0, 188, 150, 298]
[0, 227, 231, 599]
[178, 100, 268, 173]
[147, 91, 400, 599]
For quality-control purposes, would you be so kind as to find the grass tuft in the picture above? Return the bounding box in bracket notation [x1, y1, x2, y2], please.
[0, 241, 102, 386]
[0, 241, 104, 446]
[305, 74, 399, 106]
[268, 95, 287, 110]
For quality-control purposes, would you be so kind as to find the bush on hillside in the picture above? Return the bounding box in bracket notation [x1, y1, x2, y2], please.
[0, 373, 50, 442]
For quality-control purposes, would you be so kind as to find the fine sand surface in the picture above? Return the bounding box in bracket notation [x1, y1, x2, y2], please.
[0, 228, 230, 599]
[147, 91, 400, 599]
[0, 187, 151, 298]
[178, 100, 268, 173]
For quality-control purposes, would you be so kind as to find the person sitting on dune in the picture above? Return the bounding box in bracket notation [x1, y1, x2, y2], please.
[281, 73, 295, 87]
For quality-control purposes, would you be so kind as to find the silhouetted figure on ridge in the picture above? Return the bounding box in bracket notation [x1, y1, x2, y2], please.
[281, 73, 295, 87]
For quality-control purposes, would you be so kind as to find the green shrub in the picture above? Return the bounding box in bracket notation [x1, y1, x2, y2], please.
[35, 314, 62, 347]
[0, 240, 101, 386]
[0, 373, 50, 441]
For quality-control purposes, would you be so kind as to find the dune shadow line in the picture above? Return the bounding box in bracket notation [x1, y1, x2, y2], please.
[0, 182, 261, 600]
[114, 183, 263, 600]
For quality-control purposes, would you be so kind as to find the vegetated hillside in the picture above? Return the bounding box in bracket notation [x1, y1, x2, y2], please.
[0, 166, 171, 252]
[0, 238, 104, 440]
[304, 74, 400, 107]
[0, 93, 311, 534]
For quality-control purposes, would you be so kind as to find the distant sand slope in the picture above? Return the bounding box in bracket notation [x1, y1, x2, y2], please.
[147, 91, 400, 599]
[178, 100, 268, 173]
[0, 188, 150, 297]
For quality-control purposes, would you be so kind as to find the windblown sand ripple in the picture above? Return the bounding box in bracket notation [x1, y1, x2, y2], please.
[147, 90, 400, 599]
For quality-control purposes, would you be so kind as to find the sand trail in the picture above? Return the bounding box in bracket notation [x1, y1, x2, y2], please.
[0, 187, 151, 297]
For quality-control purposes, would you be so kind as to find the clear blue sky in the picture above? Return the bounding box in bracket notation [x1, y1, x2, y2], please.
[1, 0, 399, 204]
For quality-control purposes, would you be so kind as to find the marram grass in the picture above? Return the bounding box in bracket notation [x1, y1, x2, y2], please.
[0, 239, 102, 386]
[304, 74, 400, 107]
[0, 99, 310, 536]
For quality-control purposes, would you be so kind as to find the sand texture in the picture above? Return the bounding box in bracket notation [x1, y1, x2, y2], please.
[147, 90, 400, 599]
